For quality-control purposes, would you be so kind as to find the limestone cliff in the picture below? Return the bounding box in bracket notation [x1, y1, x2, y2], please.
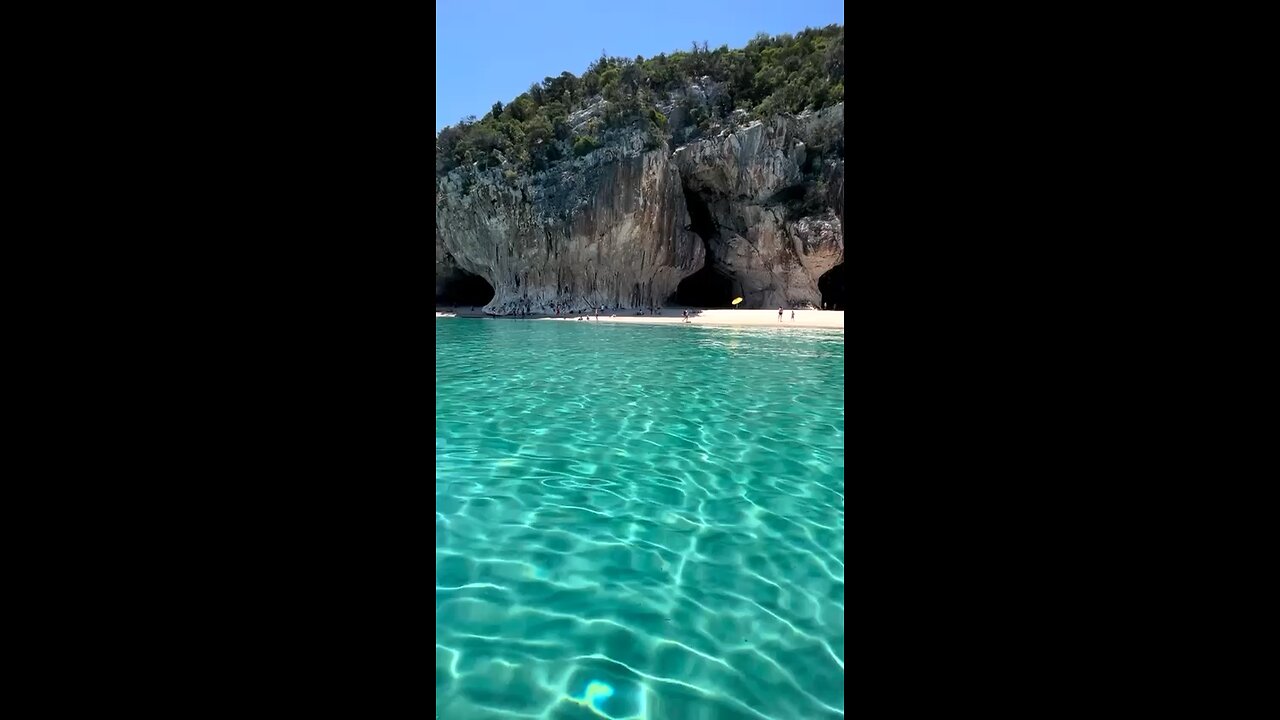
[435, 102, 844, 314]
[436, 129, 702, 314]
[672, 104, 844, 309]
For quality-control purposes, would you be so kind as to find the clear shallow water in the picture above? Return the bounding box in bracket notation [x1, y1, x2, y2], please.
[436, 319, 844, 719]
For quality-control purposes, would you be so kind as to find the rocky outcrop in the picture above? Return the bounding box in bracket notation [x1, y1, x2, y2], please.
[436, 133, 702, 314]
[435, 103, 844, 314]
[672, 104, 844, 309]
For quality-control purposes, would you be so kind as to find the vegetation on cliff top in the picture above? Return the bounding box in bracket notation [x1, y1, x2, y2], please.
[435, 24, 843, 178]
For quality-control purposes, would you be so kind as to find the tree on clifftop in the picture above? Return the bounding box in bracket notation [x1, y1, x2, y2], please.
[434, 24, 844, 177]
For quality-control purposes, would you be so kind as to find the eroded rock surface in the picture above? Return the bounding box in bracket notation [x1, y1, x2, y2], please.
[672, 104, 844, 308]
[435, 103, 843, 313]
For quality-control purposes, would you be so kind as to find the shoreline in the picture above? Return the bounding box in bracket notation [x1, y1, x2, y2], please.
[435, 307, 845, 330]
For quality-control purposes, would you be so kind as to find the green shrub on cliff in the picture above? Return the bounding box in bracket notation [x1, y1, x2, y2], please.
[435, 24, 843, 177]
[572, 135, 600, 157]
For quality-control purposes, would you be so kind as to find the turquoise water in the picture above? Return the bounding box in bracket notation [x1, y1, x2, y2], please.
[436, 319, 844, 719]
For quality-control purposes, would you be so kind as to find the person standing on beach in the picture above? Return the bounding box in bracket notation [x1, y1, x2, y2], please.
[791, 309, 795, 321]
[778, 306, 784, 321]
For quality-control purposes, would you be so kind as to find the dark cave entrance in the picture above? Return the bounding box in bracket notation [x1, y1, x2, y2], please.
[436, 268, 494, 308]
[673, 263, 737, 307]
[682, 184, 719, 242]
[674, 183, 737, 307]
[818, 262, 846, 310]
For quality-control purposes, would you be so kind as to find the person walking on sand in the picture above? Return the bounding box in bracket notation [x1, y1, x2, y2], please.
[778, 306, 784, 322]
[791, 309, 795, 321]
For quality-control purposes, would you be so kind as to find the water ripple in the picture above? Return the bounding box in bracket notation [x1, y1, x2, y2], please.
[437, 319, 844, 719]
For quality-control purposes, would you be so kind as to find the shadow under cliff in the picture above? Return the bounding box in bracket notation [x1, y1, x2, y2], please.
[436, 268, 495, 308]
[818, 261, 845, 310]
[674, 180, 739, 307]
[672, 263, 737, 307]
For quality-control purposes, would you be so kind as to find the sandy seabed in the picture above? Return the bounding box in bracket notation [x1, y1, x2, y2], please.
[435, 307, 844, 330]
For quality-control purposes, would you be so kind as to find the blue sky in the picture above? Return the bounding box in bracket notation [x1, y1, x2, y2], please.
[436, 0, 844, 132]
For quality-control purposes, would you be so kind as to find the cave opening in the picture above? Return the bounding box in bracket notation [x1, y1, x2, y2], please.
[818, 261, 846, 310]
[674, 183, 738, 307]
[436, 268, 494, 308]
[673, 263, 737, 308]
[682, 184, 718, 242]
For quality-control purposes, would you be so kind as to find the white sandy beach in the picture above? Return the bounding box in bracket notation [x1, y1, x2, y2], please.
[435, 307, 844, 329]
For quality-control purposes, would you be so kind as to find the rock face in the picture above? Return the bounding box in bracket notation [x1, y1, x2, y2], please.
[435, 103, 843, 314]
[435, 229, 461, 298]
[436, 136, 702, 314]
[673, 104, 844, 309]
